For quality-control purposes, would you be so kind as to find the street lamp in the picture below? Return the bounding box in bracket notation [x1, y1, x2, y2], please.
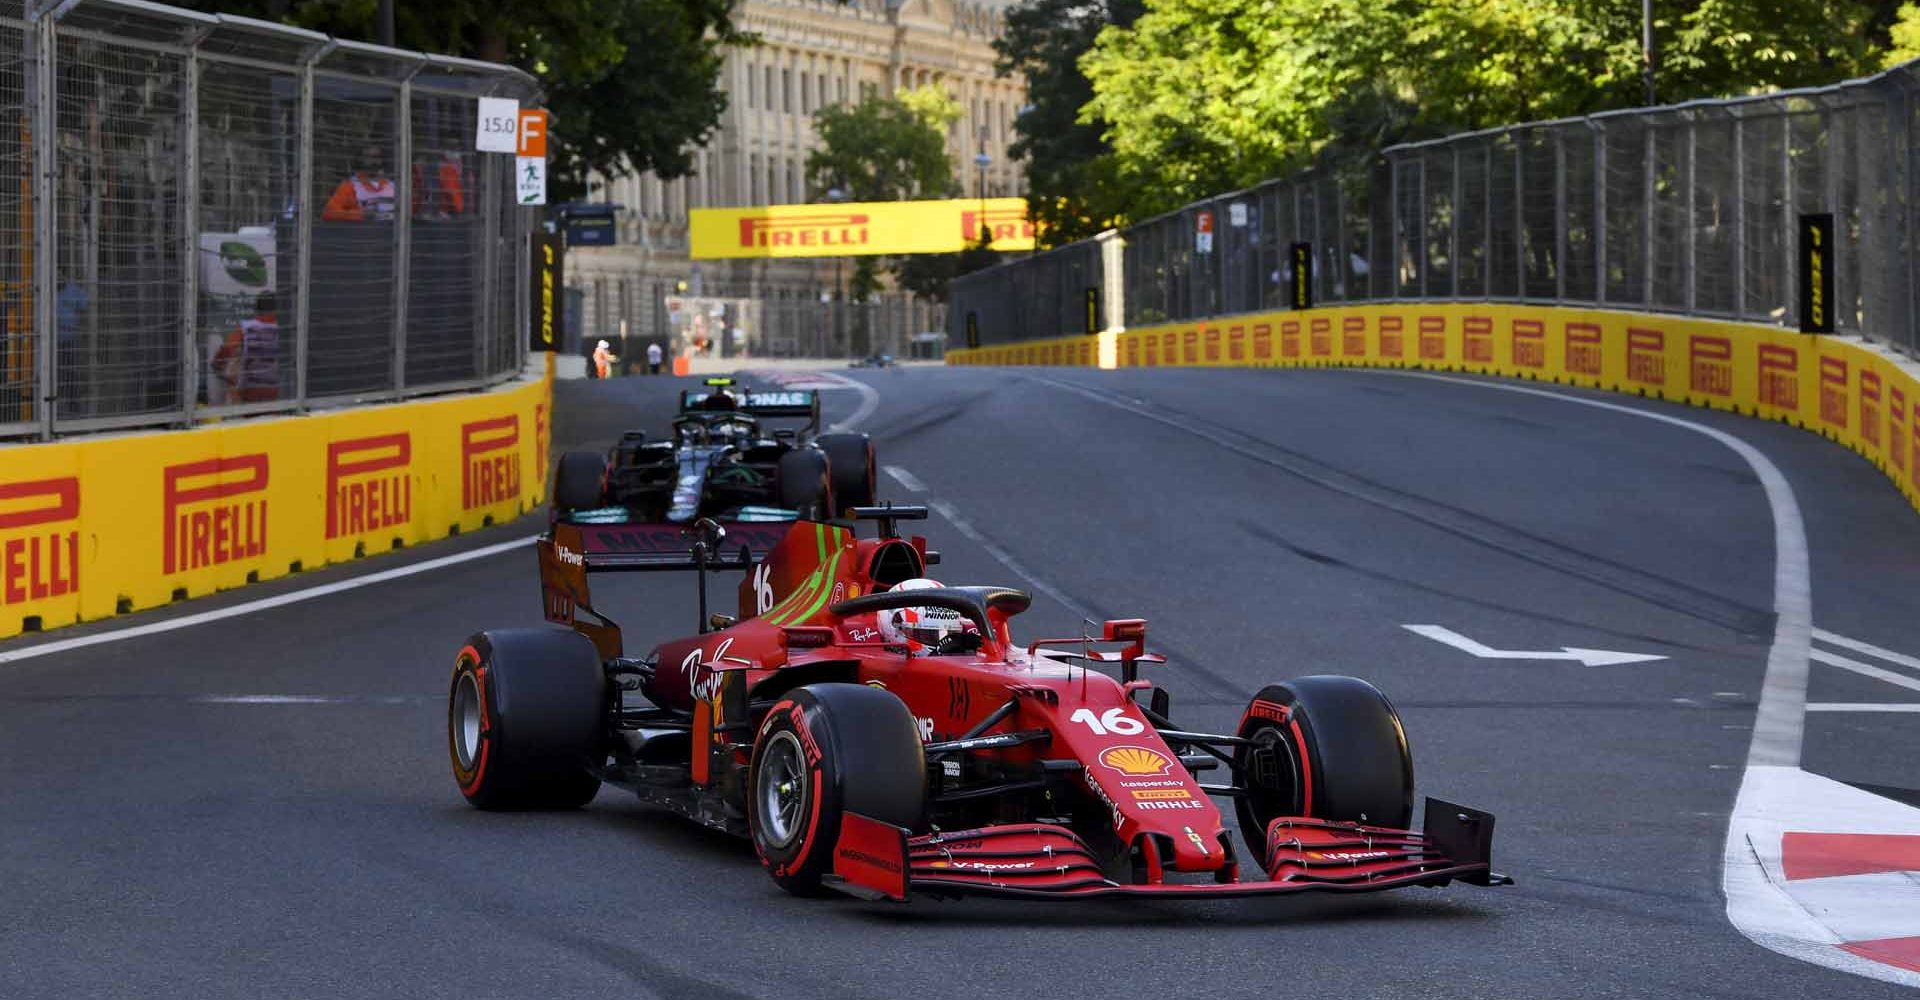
[973, 150, 991, 235]
[824, 185, 850, 358]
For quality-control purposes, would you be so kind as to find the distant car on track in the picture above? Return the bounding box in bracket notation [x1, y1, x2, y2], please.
[446, 505, 1508, 902]
[848, 354, 895, 369]
[551, 377, 876, 537]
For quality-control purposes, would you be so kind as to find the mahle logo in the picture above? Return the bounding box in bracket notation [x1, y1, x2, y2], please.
[1, 476, 80, 605]
[163, 455, 268, 574]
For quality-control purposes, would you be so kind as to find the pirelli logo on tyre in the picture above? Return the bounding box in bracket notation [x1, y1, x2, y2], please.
[1757, 344, 1800, 411]
[1378, 315, 1404, 359]
[1463, 316, 1494, 363]
[1418, 316, 1445, 360]
[1341, 316, 1366, 357]
[1, 476, 80, 607]
[163, 455, 269, 575]
[1861, 369, 1883, 450]
[1252, 322, 1273, 361]
[1564, 322, 1602, 376]
[1627, 328, 1666, 387]
[327, 433, 412, 540]
[461, 415, 522, 510]
[1281, 320, 1301, 359]
[1819, 357, 1848, 431]
[1309, 318, 1332, 357]
[1510, 319, 1546, 369]
[1690, 335, 1734, 398]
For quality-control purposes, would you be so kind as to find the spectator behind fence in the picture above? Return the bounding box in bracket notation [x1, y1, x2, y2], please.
[646, 340, 663, 375]
[593, 339, 617, 379]
[322, 144, 398, 222]
[213, 293, 282, 403]
[413, 151, 466, 219]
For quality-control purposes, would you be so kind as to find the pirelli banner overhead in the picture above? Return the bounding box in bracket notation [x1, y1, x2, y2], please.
[689, 198, 1035, 259]
[0, 376, 551, 639]
[947, 303, 1920, 519]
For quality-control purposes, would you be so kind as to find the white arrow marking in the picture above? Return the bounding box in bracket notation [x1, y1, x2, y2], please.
[1402, 624, 1668, 667]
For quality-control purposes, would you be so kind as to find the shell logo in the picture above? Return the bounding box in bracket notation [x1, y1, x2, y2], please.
[1099, 745, 1173, 776]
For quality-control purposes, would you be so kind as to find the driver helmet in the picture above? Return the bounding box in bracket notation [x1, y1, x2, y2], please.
[877, 578, 977, 652]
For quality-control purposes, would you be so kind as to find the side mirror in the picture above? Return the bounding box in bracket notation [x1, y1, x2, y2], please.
[1102, 618, 1146, 642]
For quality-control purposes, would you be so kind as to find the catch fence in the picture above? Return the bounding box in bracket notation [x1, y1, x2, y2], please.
[953, 60, 1920, 358]
[1, 0, 538, 440]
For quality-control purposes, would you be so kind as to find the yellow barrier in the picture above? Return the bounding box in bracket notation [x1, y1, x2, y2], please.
[947, 304, 1920, 515]
[0, 376, 551, 639]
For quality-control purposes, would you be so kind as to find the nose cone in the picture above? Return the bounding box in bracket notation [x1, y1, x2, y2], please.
[1163, 823, 1229, 872]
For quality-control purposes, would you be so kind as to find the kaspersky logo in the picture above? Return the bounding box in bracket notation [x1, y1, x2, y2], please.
[327, 433, 411, 539]
[961, 208, 1034, 243]
[163, 455, 268, 574]
[1, 476, 79, 605]
[461, 415, 521, 510]
[739, 213, 869, 249]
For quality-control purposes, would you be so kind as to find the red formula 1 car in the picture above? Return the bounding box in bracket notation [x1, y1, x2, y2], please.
[447, 506, 1508, 901]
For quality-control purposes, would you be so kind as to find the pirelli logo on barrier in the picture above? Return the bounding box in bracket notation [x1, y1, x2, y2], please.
[1511, 319, 1546, 369]
[1463, 316, 1494, 363]
[1893, 387, 1909, 473]
[1124, 335, 1139, 367]
[1309, 318, 1332, 357]
[1627, 329, 1666, 386]
[1227, 325, 1246, 363]
[1204, 326, 1221, 364]
[1183, 328, 1200, 365]
[1378, 316, 1404, 359]
[1862, 369, 1883, 450]
[739, 212, 870, 251]
[1342, 316, 1366, 357]
[1758, 344, 1800, 410]
[1281, 320, 1301, 359]
[327, 433, 412, 540]
[1252, 323, 1273, 360]
[163, 455, 269, 575]
[1, 477, 80, 607]
[962, 208, 1035, 244]
[461, 415, 522, 510]
[1418, 316, 1445, 360]
[1161, 331, 1176, 365]
[1565, 323, 1602, 376]
[1690, 335, 1734, 397]
[1819, 357, 1849, 431]
[1911, 401, 1920, 490]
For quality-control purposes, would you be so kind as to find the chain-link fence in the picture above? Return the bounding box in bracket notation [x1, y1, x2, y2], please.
[0, 0, 538, 439]
[954, 60, 1920, 359]
[577, 285, 946, 363]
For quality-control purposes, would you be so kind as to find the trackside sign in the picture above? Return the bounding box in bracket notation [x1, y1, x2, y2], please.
[690, 198, 1035, 259]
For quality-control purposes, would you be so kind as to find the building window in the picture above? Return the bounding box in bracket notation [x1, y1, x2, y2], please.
[747, 60, 757, 109]
[819, 73, 829, 107]
[767, 160, 777, 205]
[782, 69, 792, 114]
[836, 76, 846, 104]
[765, 67, 775, 111]
[750, 154, 762, 204]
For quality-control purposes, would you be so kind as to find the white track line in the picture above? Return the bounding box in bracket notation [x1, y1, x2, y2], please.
[883, 465, 928, 493]
[1811, 649, 1920, 696]
[1806, 703, 1920, 713]
[1815, 628, 1920, 675]
[821, 371, 881, 432]
[0, 534, 539, 666]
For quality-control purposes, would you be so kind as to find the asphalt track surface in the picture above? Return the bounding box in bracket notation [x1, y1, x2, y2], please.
[5, 364, 1920, 999]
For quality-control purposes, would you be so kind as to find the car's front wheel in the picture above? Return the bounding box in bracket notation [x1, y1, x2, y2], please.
[748, 683, 926, 896]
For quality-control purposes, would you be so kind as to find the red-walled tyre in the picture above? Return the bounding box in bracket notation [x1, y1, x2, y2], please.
[748, 683, 925, 896]
[449, 629, 605, 810]
[1232, 675, 1414, 868]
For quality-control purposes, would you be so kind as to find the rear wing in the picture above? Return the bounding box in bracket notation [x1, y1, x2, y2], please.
[678, 389, 821, 422]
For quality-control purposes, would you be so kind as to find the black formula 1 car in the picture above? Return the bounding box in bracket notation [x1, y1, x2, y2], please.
[553, 377, 876, 530]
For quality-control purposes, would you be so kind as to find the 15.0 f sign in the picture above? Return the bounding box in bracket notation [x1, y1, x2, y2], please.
[475, 97, 521, 153]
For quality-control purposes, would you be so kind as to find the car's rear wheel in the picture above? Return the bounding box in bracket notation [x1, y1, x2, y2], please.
[815, 432, 876, 515]
[1232, 675, 1414, 867]
[748, 683, 926, 896]
[553, 451, 607, 513]
[449, 629, 606, 810]
[776, 448, 834, 520]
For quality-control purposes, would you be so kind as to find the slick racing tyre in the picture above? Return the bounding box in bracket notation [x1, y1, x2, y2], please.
[815, 432, 877, 514]
[749, 683, 926, 896]
[1232, 675, 1414, 867]
[449, 629, 606, 810]
[776, 448, 834, 521]
[553, 451, 607, 513]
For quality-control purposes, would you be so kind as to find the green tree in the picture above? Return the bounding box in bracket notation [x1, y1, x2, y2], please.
[1081, 0, 1886, 221]
[994, 0, 1143, 248]
[179, 0, 744, 198]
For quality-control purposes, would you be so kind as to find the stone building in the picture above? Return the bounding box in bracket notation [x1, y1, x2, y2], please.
[567, 0, 1027, 356]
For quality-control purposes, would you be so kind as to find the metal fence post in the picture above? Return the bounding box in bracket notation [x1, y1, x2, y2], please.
[1732, 115, 1747, 318]
[30, 7, 55, 439]
[1512, 131, 1524, 298]
[392, 70, 415, 394]
[1555, 129, 1567, 302]
[1389, 155, 1401, 299]
[1595, 123, 1608, 306]
[1685, 119, 1697, 314]
[1643, 121, 1656, 306]
[1450, 145, 1462, 299]
[1782, 108, 1795, 328]
[294, 46, 326, 409]
[179, 37, 202, 427]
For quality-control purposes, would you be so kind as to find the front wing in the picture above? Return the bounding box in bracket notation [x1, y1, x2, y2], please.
[827, 800, 1507, 902]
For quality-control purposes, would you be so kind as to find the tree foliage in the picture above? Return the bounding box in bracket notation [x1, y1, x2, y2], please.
[992, 0, 1142, 248]
[178, 0, 743, 199]
[1075, 0, 1891, 220]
